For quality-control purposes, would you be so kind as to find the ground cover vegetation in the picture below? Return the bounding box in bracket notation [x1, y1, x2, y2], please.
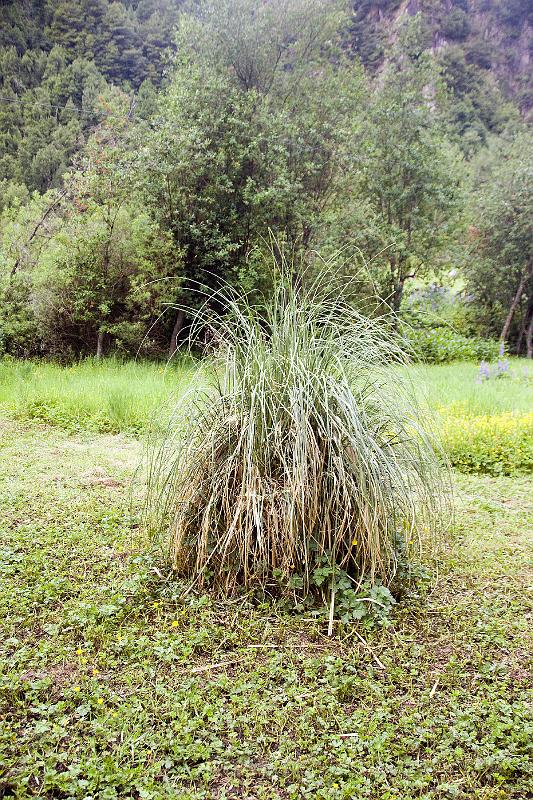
[0, 0, 531, 359]
[0, 406, 531, 798]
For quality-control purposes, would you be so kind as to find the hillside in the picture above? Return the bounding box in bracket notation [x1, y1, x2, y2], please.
[350, 0, 531, 140]
[351, 1, 531, 101]
[0, 0, 182, 193]
[0, 0, 530, 195]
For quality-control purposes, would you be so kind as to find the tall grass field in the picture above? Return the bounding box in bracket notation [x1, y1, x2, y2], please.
[0, 357, 196, 434]
[1, 357, 531, 424]
[0, 355, 531, 473]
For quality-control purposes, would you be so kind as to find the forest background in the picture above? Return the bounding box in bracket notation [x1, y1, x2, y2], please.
[0, 0, 531, 361]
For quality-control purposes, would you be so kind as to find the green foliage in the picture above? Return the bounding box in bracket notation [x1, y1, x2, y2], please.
[494, 0, 533, 34]
[442, 412, 533, 475]
[0, 0, 182, 196]
[310, 559, 397, 626]
[0, 0, 529, 360]
[441, 8, 470, 41]
[0, 45, 109, 194]
[0, 274, 36, 358]
[2, 0, 181, 84]
[439, 45, 514, 150]
[407, 327, 500, 363]
[34, 199, 178, 357]
[0, 105, 182, 358]
[349, 0, 527, 151]
[465, 127, 533, 353]
[1, 419, 532, 797]
[136, 0, 364, 307]
[350, 32, 463, 314]
[286, 534, 430, 628]
[347, 1, 403, 72]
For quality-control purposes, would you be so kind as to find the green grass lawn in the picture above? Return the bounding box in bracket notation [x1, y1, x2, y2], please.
[0, 417, 531, 799]
[409, 360, 533, 417]
[0, 359, 532, 797]
[0, 357, 531, 435]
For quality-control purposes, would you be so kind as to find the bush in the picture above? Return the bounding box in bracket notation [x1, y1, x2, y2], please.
[407, 327, 500, 364]
[441, 8, 470, 40]
[146, 263, 448, 598]
[442, 413, 533, 475]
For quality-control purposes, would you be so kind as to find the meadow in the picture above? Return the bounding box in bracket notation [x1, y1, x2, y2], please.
[0, 358, 197, 436]
[0, 356, 532, 798]
[0, 356, 531, 427]
[0, 357, 531, 474]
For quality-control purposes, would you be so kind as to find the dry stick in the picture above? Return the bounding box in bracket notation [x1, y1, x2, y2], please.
[247, 643, 329, 650]
[189, 660, 241, 674]
[327, 585, 336, 637]
[353, 629, 385, 670]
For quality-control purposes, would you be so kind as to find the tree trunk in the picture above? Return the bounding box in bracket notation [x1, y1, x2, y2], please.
[516, 311, 527, 355]
[500, 263, 532, 344]
[96, 330, 105, 359]
[168, 309, 185, 359]
[391, 276, 406, 330]
[392, 279, 404, 314]
[526, 306, 533, 360]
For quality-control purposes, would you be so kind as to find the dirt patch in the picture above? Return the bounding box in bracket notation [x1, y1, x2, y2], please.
[21, 661, 79, 689]
[79, 467, 124, 488]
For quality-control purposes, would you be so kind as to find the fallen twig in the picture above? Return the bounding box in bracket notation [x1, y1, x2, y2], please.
[189, 660, 240, 674]
[328, 586, 336, 637]
[353, 629, 385, 669]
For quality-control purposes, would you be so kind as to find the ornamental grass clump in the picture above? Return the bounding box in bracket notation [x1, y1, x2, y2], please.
[147, 268, 448, 597]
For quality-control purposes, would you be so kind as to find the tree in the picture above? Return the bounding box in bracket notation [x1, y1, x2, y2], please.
[135, 0, 182, 84]
[135, 0, 364, 343]
[98, 1, 146, 87]
[0, 44, 111, 193]
[0, 96, 181, 358]
[465, 128, 533, 356]
[32, 197, 178, 357]
[0, 187, 66, 355]
[352, 29, 463, 317]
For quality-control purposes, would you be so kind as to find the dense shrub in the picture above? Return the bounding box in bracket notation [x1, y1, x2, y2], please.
[441, 8, 470, 41]
[407, 327, 500, 364]
[442, 413, 533, 475]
